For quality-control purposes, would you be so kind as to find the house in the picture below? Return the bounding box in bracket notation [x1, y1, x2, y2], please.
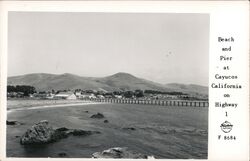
[7, 92, 24, 98]
[75, 91, 82, 98]
[114, 95, 123, 99]
[54, 91, 77, 100]
[46, 93, 55, 99]
[77, 93, 95, 99]
[88, 93, 97, 99]
[97, 95, 105, 99]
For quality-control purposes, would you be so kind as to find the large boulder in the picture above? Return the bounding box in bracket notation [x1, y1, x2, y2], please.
[92, 147, 148, 159]
[20, 120, 56, 145]
[7, 120, 23, 126]
[70, 129, 101, 136]
[20, 120, 101, 145]
[90, 113, 105, 119]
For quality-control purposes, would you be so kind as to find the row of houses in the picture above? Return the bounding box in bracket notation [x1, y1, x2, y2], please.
[31, 91, 79, 100]
[8, 89, 207, 101]
[35, 92, 190, 100]
[54, 92, 123, 100]
[8, 90, 120, 100]
[30, 91, 105, 100]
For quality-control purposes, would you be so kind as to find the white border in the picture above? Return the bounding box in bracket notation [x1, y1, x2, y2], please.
[0, 1, 249, 161]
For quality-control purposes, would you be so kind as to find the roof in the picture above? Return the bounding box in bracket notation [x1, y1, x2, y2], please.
[55, 91, 75, 97]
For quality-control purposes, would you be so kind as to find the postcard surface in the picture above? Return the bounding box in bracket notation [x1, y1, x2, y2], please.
[0, 1, 249, 161]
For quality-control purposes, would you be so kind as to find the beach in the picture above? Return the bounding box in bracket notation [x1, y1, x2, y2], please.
[7, 99, 103, 114]
[7, 100, 208, 158]
[7, 99, 97, 110]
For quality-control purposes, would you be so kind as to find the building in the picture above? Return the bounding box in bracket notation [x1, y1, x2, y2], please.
[75, 91, 82, 98]
[97, 95, 105, 99]
[114, 95, 123, 99]
[54, 91, 77, 100]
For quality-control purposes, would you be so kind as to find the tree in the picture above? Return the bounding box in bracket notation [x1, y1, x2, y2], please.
[7, 85, 16, 92]
[7, 85, 36, 96]
[113, 91, 122, 95]
[124, 91, 134, 98]
[134, 89, 144, 98]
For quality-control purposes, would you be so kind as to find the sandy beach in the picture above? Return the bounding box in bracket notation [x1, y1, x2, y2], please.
[7, 99, 106, 114]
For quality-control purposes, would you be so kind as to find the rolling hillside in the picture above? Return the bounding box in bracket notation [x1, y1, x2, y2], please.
[8, 73, 169, 92]
[164, 83, 208, 95]
[8, 73, 208, 95]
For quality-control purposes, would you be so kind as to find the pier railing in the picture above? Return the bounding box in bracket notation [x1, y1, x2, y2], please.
[83, 98, 209, 107]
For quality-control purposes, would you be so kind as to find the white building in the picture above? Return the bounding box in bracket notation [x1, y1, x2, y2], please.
[97, 95, 105, 99]
[114, 95, 123, 99]
[75, 91, 82, 98]
[54, 91, 77, 100]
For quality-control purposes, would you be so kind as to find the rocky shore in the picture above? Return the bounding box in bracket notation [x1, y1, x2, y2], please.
[16, 120, 149, 158]
[92, 147, 148, 159]
[20, 120, 101, 145]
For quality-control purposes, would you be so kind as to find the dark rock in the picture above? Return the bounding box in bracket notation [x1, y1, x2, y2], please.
[56, 127, 69, 132]
[53, 130, 69, 140]
[104, 120, 109, 123]
[20, 120, 55, 145]
[20, 120, 101, 145]
[92, 147, 148, 159]
[58, 152, 67, 157]
[70, 129, 100, 136]
[85, 111, 89, 113]
[122, 127, 136, 131]
[7, 120, 22, 126]
[7, 121, 17, 125]
[15, 136, 20, 138]
[90, 113, 105, 119]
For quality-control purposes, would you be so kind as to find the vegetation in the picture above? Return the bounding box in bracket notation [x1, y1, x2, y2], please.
[144, 90, 186, 95]
[7, 85, 36, 96]
[7, 84, 207, 101]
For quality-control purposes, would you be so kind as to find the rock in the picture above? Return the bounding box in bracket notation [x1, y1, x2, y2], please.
[70, 129, 101, 136]
[58, 152, 67, 157]
[20, 120, 101, 145]
[92, 147, 148, 159]
[85, 111, 89, 113]
[20, 120, 56, 145]
[104, 120, 109, 123]
[53, 129, 69, 140]
[7, 120, 22, 126]
[122, 127, 136, 131]
[56, 127, 70, 132]
[7, 121, 17, 125]
[90, 113, 105, 119]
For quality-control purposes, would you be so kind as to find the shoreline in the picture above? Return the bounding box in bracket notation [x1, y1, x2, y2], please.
[7, 98, 209, 115]
[7, 101, 108, 114]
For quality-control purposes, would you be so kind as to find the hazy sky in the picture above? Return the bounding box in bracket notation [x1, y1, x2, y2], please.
[8, 12, 209, 86]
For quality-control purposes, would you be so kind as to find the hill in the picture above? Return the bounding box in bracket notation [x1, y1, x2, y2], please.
[8, 73, 208, 95]
[8, 72, 168, 92]
[164, 83, 208, 95]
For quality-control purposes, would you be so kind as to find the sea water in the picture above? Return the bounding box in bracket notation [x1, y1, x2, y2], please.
[7, 103, 208, 159]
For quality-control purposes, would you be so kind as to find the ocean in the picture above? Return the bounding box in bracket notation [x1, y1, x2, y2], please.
[7, 103, 208, 159]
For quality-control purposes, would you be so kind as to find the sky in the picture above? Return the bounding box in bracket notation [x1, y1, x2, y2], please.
[8, 12, 209, 86]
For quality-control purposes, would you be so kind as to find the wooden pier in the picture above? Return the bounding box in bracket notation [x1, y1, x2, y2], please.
[84, 98, 209, 107]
